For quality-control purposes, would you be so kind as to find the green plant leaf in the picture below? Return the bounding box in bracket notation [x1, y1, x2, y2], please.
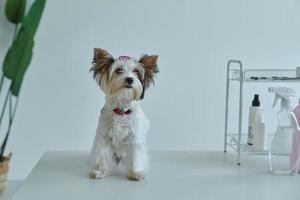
[22, 0, 46, 37]
[2, 29, 34, 96]
[2, 45, 17, 80]
[2, 28, 32, 80]
[3, 0, 46, 96]
[5, 0, 26, 24]
[10, 51, 32, 96]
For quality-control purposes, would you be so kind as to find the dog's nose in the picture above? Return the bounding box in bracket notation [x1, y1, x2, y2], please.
[125, 77, 134, 85]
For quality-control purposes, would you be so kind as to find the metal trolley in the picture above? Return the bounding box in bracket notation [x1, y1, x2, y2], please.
[224, 60, 300, 165]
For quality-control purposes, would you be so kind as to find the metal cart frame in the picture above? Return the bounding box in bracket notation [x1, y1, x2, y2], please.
[224, 60, 299, 165]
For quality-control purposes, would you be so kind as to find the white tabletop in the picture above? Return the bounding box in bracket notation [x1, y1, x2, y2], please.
[11, 151, 300, 200]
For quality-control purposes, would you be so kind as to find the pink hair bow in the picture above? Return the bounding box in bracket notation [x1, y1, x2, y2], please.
[119, 56, 131, 61]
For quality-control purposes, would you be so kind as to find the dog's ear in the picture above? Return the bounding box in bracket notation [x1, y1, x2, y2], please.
[139, 54, 159, 99]
[90, 48, 114, 78]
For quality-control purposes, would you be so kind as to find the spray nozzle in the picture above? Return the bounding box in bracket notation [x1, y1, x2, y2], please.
[268, 87, 298, 109]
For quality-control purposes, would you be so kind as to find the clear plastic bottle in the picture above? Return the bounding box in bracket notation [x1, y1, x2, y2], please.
[269, 108, 294, 175]
[268, 87, 298, 175]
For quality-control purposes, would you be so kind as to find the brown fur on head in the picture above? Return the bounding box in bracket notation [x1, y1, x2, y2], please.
[90, 48, 158, 100]
[138, 55, 159, 99]
[91, 48, 114, 78]
[90, 48, 115, 92]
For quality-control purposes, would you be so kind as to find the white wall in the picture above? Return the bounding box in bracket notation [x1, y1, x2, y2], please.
[2, 0, 300, 180]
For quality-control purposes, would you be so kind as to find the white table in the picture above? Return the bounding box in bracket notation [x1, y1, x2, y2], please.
[11, 151, 300, 200]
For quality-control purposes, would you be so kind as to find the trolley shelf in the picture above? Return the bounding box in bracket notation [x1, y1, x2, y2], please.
[224, 60, 300, 165]
[226, 133, 273, 155]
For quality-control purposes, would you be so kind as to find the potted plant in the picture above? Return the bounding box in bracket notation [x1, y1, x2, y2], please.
[0, 0, 46, 190]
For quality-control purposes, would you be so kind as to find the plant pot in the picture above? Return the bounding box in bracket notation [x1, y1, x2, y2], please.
[0, 153, 12, 191]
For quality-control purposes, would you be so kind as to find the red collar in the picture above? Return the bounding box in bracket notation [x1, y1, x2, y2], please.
[113, 107, 132, 115]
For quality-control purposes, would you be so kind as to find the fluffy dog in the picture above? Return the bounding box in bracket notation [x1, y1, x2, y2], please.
[89, 48, 158, 181]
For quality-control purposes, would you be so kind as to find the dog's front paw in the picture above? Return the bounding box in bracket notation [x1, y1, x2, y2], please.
[89, 170, 109, 179]
[127, 171, 145, 181]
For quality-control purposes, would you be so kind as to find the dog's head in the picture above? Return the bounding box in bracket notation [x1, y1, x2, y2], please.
[90, 48, 158, 101]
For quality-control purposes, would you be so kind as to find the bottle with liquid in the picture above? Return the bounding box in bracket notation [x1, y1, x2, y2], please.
[290, 100, 300, 174]
[253, 113, 266, 151]
[268, 87, 298, 175]
[247, 94, 261, 147]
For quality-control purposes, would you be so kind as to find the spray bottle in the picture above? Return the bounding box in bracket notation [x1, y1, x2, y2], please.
[247, 94, 261, 147]
[290, 100, 300, 174]
[268, 87, 298, 175]
[247, 94, 266, 151]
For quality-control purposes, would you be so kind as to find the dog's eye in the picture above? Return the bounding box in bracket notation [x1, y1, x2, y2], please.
[115, 68, 124, 74]
[132, 69, 139, 75]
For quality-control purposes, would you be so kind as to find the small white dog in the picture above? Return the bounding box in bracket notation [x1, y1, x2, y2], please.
[89, 48, 158, 181]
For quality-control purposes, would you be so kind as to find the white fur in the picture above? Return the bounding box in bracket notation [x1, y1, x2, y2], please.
[89, 57, 150, 180]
